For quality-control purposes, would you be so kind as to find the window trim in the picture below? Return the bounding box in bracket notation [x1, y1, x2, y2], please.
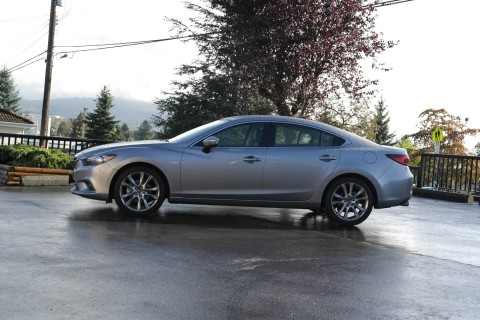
[189, 120, 346, 148]
[269, 122, 346, 148]
[192, 121, 269, 148]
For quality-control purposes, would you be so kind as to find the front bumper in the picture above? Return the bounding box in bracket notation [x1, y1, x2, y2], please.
[70, 160, 116, 202]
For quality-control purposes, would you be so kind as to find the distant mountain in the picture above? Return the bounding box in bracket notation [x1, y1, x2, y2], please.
[20, 97, 157, 129]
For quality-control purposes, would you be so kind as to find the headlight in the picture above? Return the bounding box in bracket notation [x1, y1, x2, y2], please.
[82, 154, 117, 166]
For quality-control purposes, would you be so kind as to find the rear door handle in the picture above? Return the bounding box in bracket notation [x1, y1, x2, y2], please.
[243, 156, 262, 163]
[319, 155, 337, 162]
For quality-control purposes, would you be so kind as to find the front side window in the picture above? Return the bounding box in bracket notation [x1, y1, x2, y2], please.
[214, 123, 265, 147]
[273, 124, 344, 147]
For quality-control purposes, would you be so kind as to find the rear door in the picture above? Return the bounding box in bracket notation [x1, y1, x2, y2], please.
[262, 123, 342, 201]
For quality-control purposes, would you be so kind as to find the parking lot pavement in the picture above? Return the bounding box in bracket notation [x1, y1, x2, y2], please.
[1, 186, 480, 320]
[253, 196, 480, 267]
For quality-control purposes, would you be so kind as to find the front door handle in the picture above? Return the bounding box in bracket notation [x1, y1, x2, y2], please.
[319, 155, 337, 162]
[243, 156, 262, 163]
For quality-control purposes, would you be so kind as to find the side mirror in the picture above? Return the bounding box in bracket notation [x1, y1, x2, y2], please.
[202, 136, 219, 153]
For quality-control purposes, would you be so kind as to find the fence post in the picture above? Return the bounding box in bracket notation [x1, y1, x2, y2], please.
[417, 154, 424, 188]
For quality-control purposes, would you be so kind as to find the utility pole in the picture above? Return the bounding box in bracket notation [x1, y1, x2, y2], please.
[40, 0, 58, 140]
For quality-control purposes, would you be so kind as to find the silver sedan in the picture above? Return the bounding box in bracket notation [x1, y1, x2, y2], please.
[71, 116, 412, 226]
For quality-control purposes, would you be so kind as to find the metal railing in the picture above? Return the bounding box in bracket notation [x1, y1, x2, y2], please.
[0, 132, 112, 154]
[2, 132, 479, 196]
[413, 153, 480, 195]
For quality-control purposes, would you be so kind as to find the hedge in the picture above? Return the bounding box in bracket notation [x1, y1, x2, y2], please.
[0, 145, 74, 170]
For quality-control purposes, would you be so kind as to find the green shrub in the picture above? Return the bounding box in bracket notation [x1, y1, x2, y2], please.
[0, 145, 13, 164]
[0, 145, 74, 170]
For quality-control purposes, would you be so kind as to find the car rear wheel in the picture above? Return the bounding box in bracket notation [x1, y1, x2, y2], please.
[325, 177, 373, 226]
[114, 166, 165, 215]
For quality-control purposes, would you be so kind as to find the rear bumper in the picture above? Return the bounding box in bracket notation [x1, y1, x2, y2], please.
[375, 167, 413, 209]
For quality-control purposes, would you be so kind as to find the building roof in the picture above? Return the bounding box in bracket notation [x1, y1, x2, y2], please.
[0, 109, 34, 125]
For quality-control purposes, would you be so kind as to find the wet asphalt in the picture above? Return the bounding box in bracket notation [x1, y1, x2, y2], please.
[0, 186, 479, 320]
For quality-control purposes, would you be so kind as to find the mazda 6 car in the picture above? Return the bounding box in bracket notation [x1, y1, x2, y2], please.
[70, 115, 413, 226]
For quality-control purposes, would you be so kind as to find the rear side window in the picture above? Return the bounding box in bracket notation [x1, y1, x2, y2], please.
[273, 124, 344, 147]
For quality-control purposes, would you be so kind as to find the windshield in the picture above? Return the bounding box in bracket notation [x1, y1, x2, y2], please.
[168, 119, 227, 143]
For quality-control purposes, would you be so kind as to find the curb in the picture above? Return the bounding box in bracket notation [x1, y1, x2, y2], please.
[21, 175, 71, 187]
[413, 187, 476, 204]
[0, 165, 72, 186]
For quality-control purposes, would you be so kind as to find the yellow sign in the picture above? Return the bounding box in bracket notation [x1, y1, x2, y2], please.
[432, 127, 443, 142]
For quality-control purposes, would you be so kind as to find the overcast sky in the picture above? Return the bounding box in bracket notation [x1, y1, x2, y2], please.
[1, 0, 479, 148]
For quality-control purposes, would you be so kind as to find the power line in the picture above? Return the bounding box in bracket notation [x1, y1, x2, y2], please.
[373, 0, 414, 8]
[7, 30, 50, 65]
[7, 32, 218, 73]
[8, 51, 47, 73]
[54, 33, 218, 56]
[3, 18, 49, 62]
[55, 32, 218, 51]
[0, 15, 49, 23]
[7, 0, 414, 73]
[3, 0, 69, 72]
[8, 56, 46, 73]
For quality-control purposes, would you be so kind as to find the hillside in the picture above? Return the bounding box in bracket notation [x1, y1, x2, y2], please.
[20, 97, 157, 129]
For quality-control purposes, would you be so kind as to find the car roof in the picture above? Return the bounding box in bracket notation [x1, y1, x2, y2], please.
[222, 115, 336, 130]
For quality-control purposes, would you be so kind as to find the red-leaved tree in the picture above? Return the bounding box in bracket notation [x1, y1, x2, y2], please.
[172, 0, 395, 117]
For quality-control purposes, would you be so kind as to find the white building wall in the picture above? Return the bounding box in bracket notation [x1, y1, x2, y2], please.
[0, 126, 25, 135]
[23, 114, 51, 136]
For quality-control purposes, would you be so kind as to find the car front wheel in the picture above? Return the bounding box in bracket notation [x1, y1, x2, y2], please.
[325, 177, 373, 226]
[114, 166, 165, 215]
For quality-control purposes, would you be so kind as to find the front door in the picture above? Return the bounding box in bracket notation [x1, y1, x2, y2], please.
[180, 122, 266, 200]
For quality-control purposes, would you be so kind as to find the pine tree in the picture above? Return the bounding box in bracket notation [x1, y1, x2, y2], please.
[85, 86, 119, 141]
[71, 111, 86, 138]
[374, 98, 396, 146]
[135, 120, 154, 140]
[56, 119, 73, 137]
[120, 123, 130, 141]
[113, 125, 126, 141]
[0, 66, 21, 114]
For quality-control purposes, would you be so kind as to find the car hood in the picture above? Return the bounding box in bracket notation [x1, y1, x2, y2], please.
[75, 140, 167, 159]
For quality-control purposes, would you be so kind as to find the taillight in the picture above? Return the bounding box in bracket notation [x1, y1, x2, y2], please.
[386, 154, 410, 166]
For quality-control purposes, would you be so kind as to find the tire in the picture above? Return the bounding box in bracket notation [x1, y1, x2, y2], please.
[325, 177, 373, 226]
[113, 166, 165, 215]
